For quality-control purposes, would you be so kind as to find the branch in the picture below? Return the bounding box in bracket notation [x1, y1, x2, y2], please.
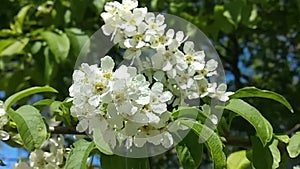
[49, 126, 86, 135]
[222, 136, 251, 147]
[286, 123, 300, 135]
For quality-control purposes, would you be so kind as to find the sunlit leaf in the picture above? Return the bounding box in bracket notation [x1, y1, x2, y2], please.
[65, 139, 95, 169]
[227, 150, 250, 169]
[269, 139, 280, 169]
[179, 119, 226, 169]
[287, 132, 300, 158]
[225, 99, 273, 146]
[93, 127, 113, 155]
[41, 31, 70, 63]
[4, 86, 58, 111]
[0, 38, 29, 56]
[231, 87, 294, 113]
[274, 135, 290, 144]
[13, 5, 32, 34]
[6, 105, 48, 151]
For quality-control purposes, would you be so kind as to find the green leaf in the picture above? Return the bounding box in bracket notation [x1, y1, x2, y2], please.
[4, 86, 58, 111]
[251, 136, 273, 169]
[93, 127, 113, 155]
[0, 39, 15, 52]
[179, 119, 226, 169]
[269, 139, 281, 169]
[6, 105, 48, 151]
[0, 38, 29, 56]
[287, 132, 300, 158]
[41, 31, 70, 63]
[65, 28, 89, 57]
[65, 139, 95, 169]
[176, 130, 203, 169]
[93, 0, 106, 13]
[231, 87, 294, 113]
[274, 135, 290, 144]
[101, 154, 150, 169]
[225, 99, 273, 146]
[227, 150, 251, 169]
[33, 99, 55, 107]
[172, 107, 202, 120]
[13, 5, 32, 34]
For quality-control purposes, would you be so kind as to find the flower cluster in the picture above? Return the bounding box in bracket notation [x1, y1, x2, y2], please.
[100, 0, 233, 103]
[14, 135, 66, 169]
[69, 0, 233, 151]
[70, 56, 174, 148]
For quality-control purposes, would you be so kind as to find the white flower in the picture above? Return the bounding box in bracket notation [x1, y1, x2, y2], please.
[293, 165, 300, 169]
[208, 83, 234, 102]
[145, 13, 166, 35]
[183, 41, 205, 72]
[168, 31, 188, 51]
[120, 8, 147, 37]
[149, 82, 172, 115]
[194, 59, 218, 80]
[119, 0, 138, 11]
[152, 47, 187, 77]
[14, 162, 31, 169]
[13, 135, 66, 169]
[147, 29, 174, 49]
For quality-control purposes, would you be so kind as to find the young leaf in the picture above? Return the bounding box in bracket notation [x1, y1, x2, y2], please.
[269, 139, 281, 169]
[225, 99, 273, 146]
[0, 38, 29, 56]
[4, 86, 57, 111]
[65, 139, 95, 169]
[274, 135, 290, 144]
[287, 132, 300, 158]
[227, 150, 251, 169]
[6, 105, 48, 151]
[179, 119, 226, 169]
[93, 127, 113, 155]
[231, 87, 294, 113]
[41, 31, 70, 63]
[176, 130, 203, 169]
[101, 154, 150, 169]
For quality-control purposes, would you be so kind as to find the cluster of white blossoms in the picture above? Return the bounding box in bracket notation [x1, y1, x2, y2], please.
[70, 56, 174, 148]
[100, 0, 233, 103]
[0, 100, 9, 141]
[69, 0, 233, 150]
[14, 135, 66, 169]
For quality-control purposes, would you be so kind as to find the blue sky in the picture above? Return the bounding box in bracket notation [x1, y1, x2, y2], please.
[0, 141, 28, 169]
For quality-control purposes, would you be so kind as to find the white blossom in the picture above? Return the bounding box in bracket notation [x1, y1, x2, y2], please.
[14, 135, 66, 169]
[208, 83, 234, 102]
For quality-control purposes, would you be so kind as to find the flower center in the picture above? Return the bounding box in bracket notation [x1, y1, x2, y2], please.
[133, 34, 143, 43]
[142, 104, 151, 112]
[103, 72, 113, 79]
[197, 69, 208, 76]
[185, 54, 194, 64]
[95, 83, 107, 94]
[158, 35, 167, 44]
